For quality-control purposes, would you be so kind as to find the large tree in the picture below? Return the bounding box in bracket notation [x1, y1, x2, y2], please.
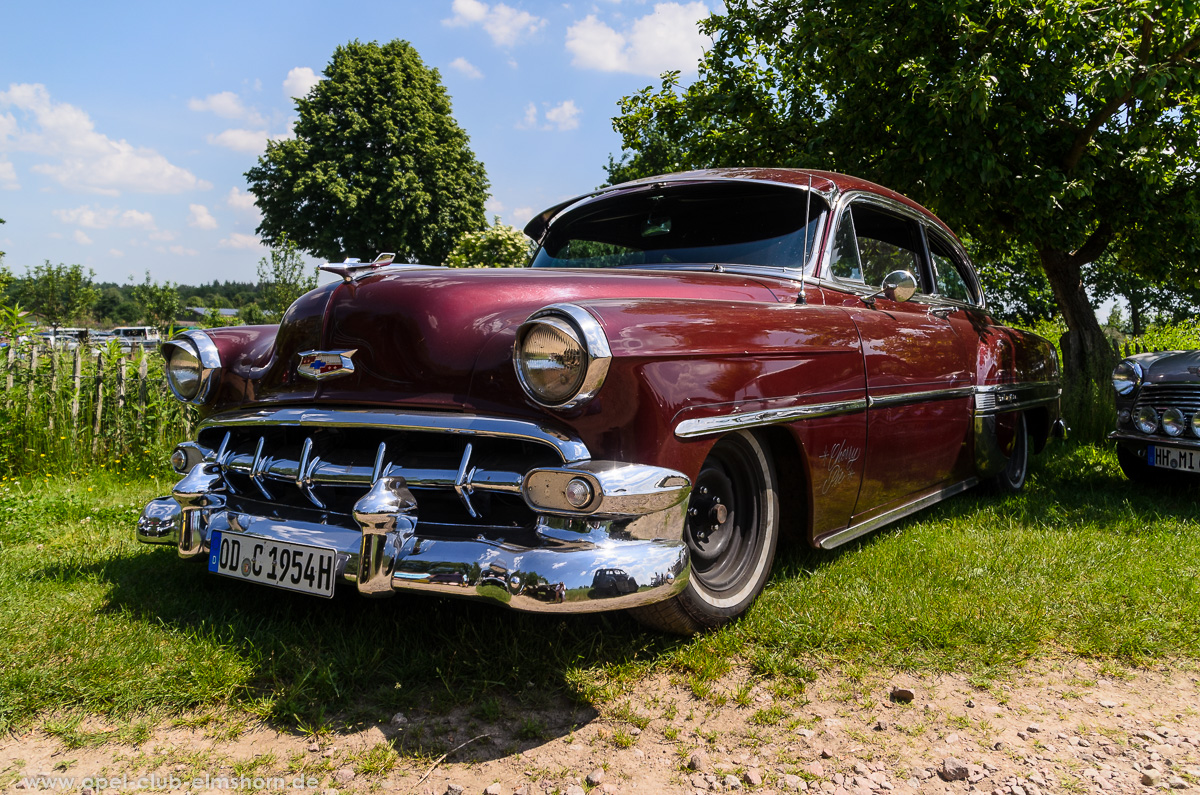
[609, 1, 1200, 433]
[246, 39, 489, 266]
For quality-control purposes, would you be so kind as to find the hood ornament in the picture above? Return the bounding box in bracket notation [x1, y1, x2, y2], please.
[320, 252, 396, 282]
[297, 349, 357, 381]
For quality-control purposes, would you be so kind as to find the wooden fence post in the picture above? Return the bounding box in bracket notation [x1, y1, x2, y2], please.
[48, 348, 59, 433]
[71, 347, 82, 430]
[117, 357, 127, 449]
[92, 352, 104, 454]
[5, 346, 13, 407]
[138, 352, 148, 409]
[27, 347, 38, 407]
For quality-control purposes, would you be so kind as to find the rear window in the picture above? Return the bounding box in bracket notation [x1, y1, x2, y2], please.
[532, 182, 828, 273]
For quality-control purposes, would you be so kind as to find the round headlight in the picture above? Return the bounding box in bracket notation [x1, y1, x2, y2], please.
[516, 317, 587, 404]
[514, 304, 611, 409]
[161, 330, 222, 405]
[1162, 408, 1186, 437]
[1111, 360, 1143, 396]
[166, 345, 202, 401]
[1135, 406, 1159, 434]
[1192, 414, 1200, 438]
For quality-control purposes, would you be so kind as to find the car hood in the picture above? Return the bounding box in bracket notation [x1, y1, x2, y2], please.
[216, 266, 797, 412]
[1138, 349, 1200, 385]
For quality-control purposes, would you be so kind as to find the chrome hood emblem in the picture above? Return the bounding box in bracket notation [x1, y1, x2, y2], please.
[297, 349, 357, 381]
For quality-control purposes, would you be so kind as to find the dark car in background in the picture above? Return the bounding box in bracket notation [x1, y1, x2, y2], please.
[1111, 351, 1200, 482]
[137, 168, 1063, 634]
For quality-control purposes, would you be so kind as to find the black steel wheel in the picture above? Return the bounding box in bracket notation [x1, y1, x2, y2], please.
[991, 412, 1029, 494]
[632, 431, 779, 634]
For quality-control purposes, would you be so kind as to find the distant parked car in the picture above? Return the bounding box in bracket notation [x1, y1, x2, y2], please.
[1111, 350, 1200, 482]
[111, 326, 162, 350]
[137, 168, 1064, 634]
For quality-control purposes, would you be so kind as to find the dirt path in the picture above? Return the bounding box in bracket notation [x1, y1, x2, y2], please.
[4, 659, 1198, 795]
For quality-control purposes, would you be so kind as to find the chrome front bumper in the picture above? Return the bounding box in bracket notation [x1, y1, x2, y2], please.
[138, 454, 692, 613]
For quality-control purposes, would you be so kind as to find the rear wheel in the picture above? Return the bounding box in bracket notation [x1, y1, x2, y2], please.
[632, 431, 779, 635]
[991, 412, 1029, 494]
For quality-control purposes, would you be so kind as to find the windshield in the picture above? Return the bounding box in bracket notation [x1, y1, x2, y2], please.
[531, 182, 828, 274]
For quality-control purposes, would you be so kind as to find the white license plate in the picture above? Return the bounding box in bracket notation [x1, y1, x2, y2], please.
[1147, 445, 1200, 474]
[208, 531, 337, 598]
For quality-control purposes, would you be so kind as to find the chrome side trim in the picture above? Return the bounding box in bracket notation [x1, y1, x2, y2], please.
[675, 398, 869, 438]
[867, 386, 974, 409]
[198, 407, 591, 464]
[817, 478, 979, 549]
[974, 381, 1061, 415]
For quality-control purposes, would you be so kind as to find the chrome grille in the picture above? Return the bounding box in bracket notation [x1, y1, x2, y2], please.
[1134, 384, 1200, 415]
[196, 424, 559, 530]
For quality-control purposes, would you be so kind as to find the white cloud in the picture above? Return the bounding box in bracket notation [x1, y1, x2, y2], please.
[187, 91, 264, 125]
[517, 102, 539, 129]
[73, 229, 92, 244]
[517, 101, 580, 131]
[164, 244, 199, 256]
[0, 159, 18, 190]
[566, 3, 710, 76]
[53, 205, 157, 230]
[513, 206, 533, 221]
[283, 67, 320, 99]
[188, 203, 218, 230]
[148, 229, 175, 242]
[226, 186, 259, 213]
[443, 0, 546, 46]
[485, 198, 505, 215]
[219, 232, 264, 250]
[0, 83, 208, 195]
[544, 100, 581, 130]
[207, 128, 270, 153]
[450, 57, 484, 79]
[109, 248, 124, 257]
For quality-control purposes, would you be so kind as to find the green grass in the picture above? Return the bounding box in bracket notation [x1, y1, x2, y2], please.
[0, 442, 1196, 735]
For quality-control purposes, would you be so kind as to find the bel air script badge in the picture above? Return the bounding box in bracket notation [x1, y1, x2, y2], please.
[297, 350, 357, 381]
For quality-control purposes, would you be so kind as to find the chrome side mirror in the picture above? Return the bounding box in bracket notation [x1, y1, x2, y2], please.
[866, 270, 918, 305]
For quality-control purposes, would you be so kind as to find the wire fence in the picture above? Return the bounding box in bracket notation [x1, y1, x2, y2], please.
[1, 342, 193, 476]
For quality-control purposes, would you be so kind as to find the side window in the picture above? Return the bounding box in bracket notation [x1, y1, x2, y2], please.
[829, 202, 926, 291]
[928, 231, 976, 304]
[828, 208, 861, 281]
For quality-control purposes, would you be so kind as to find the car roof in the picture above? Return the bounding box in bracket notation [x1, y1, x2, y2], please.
[523, 167, 949, 242]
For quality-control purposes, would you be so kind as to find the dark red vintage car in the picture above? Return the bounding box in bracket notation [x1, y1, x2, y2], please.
[137, 168, 1064, 633]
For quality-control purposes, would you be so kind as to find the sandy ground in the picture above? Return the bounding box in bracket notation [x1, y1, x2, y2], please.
[3, 658, 1198, 795]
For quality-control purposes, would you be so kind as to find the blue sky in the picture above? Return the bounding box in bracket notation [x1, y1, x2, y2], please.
[1, 0, 713, 286]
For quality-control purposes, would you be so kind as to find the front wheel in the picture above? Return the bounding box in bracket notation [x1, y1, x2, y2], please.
[632, 431, 780, 635]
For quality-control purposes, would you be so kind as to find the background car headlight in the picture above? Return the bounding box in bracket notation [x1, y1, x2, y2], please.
[514, 304, 611, 409]
[1134, 406, 1159, 434]
[162, 331, 222, 405]
[1192, 414, 1200, 438]
[1111, 360, 1142, 396]
[1162, 408, 1186, 437]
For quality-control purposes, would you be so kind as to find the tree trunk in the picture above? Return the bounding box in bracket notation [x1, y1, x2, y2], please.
[1039, 246, 1116, 441]
[1125, 292, 1144, 337]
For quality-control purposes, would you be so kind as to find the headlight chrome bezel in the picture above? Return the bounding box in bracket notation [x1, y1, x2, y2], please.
[514, 303, 611, 410]
[1111, 359, 1143, 397]
[162, 330, 222, 405]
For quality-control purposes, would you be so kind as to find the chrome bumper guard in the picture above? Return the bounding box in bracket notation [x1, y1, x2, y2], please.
[138, 455, 692, 613]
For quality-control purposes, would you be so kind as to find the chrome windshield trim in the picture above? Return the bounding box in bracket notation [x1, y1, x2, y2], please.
[675, 398, 869, 438]
[198, 408, 591, 464]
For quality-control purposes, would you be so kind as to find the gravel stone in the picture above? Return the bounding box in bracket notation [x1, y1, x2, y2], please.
[724, 773, 742, 789]
[444, 786, 464, 795]
[890, 687, 915, 703]
[586, 769, 605, 786]
[688, 750, 710, 771]
[1143, 770, 1162, 786]
[332, 768, 355, 784]
[940, 758, 969, 782]
[483, 783, 503, 795]
[745, 769, 762, 786]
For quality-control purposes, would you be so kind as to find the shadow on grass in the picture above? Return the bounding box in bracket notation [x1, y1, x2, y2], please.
[31, 541, 687, 758]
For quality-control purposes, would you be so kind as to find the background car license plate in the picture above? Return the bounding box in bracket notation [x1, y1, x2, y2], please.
[1147, 445, 1200, 474]
[208, 531, 336, 598]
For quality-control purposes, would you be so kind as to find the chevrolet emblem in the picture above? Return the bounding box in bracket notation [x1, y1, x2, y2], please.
[297, 349, 357, 381]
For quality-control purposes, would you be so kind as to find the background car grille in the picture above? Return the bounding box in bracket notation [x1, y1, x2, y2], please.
[1134, 384, 1200, 415]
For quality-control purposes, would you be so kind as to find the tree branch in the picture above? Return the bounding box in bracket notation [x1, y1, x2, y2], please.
[1069, 222, 1114, 267]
